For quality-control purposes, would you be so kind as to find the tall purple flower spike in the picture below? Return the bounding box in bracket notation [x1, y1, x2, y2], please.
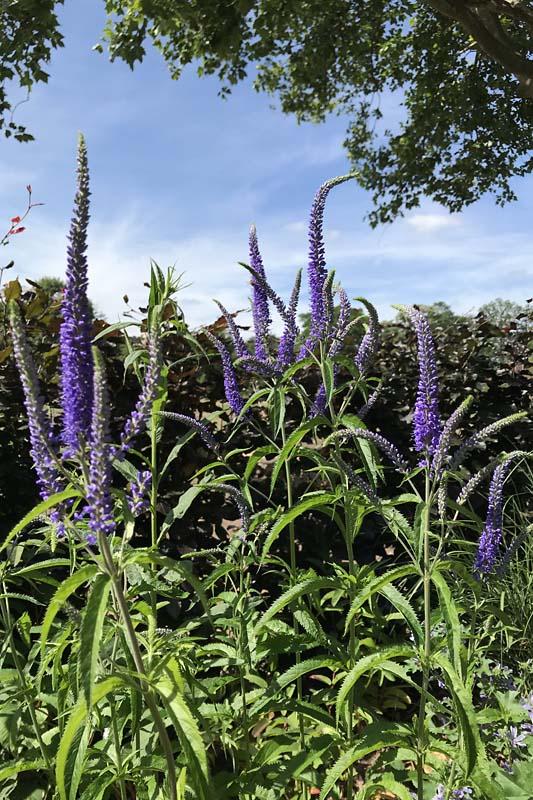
[205, 330, 245, 415]
[249, 225, 271, 362]
[60, 133, 94, 456]
[214, 300, 249, 360]
[299, 174, 354, 357]
[474, 457, 514, 576]
[87, 353, 115, 546]
[409, 307, 441, 456]
[10, 303, 64, 502]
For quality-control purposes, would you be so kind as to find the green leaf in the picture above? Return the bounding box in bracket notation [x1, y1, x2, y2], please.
[255, 577, 339, 632]
[0, 759, 46, 781]
[270, 386, 286, 438]
[431, 569, 463, 675]
[154, 658, 210, 800]
[261, 492, 338, 561]
[322, 357, 335, 406]
[433, 653, 485, 777]
[269, 417, 322, 494]
[160, 430, 196, 477]
[56, 677, 124, 800]
[79, 573, 112, 708]
[250, 657, 340, 716]
[0, 488, 80, 554]
[335, 647, 413, 722]
[40, 565, 99, 658]
[319, 722, 411, 800]
[379, 582, 423, 645]
[344, 565, 419, 632]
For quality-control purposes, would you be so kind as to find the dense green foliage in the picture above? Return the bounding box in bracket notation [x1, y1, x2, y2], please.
[3, 1, 533, 222]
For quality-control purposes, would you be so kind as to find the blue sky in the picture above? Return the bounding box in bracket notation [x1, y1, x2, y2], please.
[1, 0, 532, 328]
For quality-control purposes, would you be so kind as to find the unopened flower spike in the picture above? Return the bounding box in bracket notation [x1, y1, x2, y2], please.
[240, 261, 289, 323]
[204, 330, 245, 415]
[249, 224, 271, 362]
[450, 411, 528, 471]
[431, 395, 474, 477]
[409, 307, 441, 457]
[60, 133, 94, 456]
[457, 450, 526, 505]
[276, 268, 301, 369]
[354, 298, 380, 375]
[87, 351, 115, 546]
[119, 326, 161, 453]
[159, 411, 220, 452]
[332, 453, 380, 506]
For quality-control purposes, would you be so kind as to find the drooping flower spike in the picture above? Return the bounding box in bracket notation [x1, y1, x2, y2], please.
[60, 133, 94, 456]
[9, 302, 64, 502]
[409, 307, 441, 456]
[457, 451, 526, 506]
[159, 411, 220, 453]
[86, 351, 115, 546]
[249, 224, 271, 362]
[449, 411, 528, 472]
[332, 428, 409, 472]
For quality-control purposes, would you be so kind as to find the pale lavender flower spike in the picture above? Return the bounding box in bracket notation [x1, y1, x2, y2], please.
[249, 224, 271, 362]
[355, 298, 380, 375]
[87, 354, 115, 546]
[214, 300, 249, 360]
[409, 307, 441, 456]
[118, 328, 161, 454]
[160, 411, 220, 453]
[10, 303, 64, 502]
[276, 269, 301, 369]
[60, 133, 94, 456]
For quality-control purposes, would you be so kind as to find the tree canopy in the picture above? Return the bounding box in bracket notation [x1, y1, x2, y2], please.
[2, 1, 533, 224]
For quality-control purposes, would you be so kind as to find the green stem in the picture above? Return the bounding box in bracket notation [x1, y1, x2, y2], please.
[110, 696, 128, 800]
[417, 470, 432, 800]
[148, 407, 159, 669]
[0, 585, 52, 771]
[98, 532, 177, 800]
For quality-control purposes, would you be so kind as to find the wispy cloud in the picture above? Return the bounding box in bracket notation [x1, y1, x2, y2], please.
[406, 212, 461, 232]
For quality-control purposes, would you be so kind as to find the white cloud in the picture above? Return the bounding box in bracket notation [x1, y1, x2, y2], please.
[405, 213, 460, 232]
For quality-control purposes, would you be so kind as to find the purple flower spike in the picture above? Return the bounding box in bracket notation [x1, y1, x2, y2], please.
[409, 308, 441, 456]
[474, 457, 514, 576]
[299, 174, 354, 357]
[276, 268, 301, 370]
[119, 328, 161, 454]
[355, 299, 380, 375]
[205, 331, 245, 415]
[127, 470, 152, 516]
[214, 300, 249, 360]
[159, 411, 220, 452]
[249, 225, 271, 362]
[60, 134, 94, 456]
[10, 303, 64, 501]
[307, 175, 353, 340]
[87, 353, 115, 544]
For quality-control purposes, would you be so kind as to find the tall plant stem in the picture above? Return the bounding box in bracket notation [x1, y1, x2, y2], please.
[98, 532, 177, 800]
[417, 470, 432, 800]
[0, 585, 52, 771]
[148, 406, 159, 668]
[238, 551, 251, 798]
[281, 424, 308, 800]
